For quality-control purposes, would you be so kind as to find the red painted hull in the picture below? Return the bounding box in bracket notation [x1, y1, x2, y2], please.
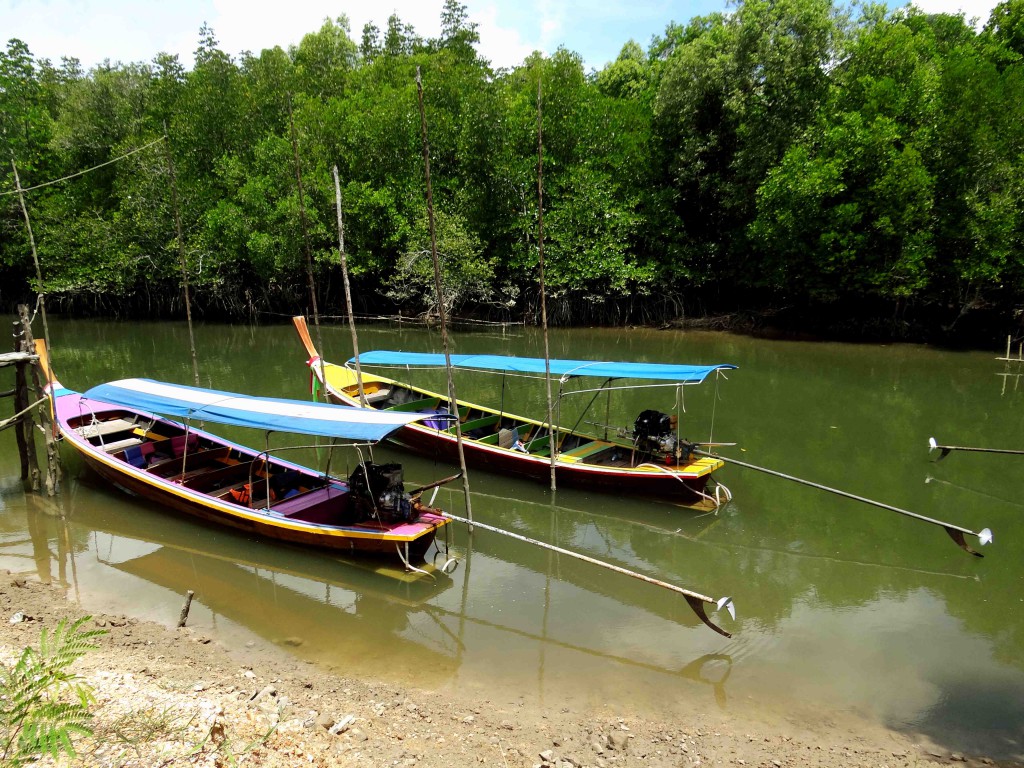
[390, 423, 714, 502]
[318, 390, 718, 505]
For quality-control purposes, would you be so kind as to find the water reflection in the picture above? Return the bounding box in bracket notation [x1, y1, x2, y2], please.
[1, 319, 1022, 760]
[1, 465, 741, 712]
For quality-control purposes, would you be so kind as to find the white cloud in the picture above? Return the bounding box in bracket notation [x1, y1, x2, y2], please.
[3, 0, 1001, 77]
[474, 3, 538, 69]
[910, 0, 998, 25]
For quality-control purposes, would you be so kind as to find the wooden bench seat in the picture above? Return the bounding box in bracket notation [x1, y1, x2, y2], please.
[454, 414, 500, 433]
[75, 418, 139, 439]
[524, 434, 551, 453]
[183, 460, 258, 492]
[387, 397, 440, 412]
[148, 447, 231, 477]
[103, 437, 143, 453]
[563, 441, 609, 459]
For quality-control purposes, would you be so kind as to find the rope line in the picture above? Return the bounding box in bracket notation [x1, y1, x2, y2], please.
[2, 136, 166, 196]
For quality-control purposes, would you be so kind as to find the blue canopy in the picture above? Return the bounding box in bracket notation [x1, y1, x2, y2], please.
[348, 351, 736, 384]
[83, 378, 425, 442]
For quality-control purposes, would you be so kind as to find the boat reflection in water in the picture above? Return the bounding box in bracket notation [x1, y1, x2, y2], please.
[5, 471, 737, 709]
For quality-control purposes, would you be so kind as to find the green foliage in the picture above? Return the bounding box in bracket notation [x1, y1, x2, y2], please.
[3, 0, 1024, 330]
[0, 616, 105, 766]
[388, 205, 493, 314]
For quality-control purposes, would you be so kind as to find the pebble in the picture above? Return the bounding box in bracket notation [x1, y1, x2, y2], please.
[606, 731, 629, 751]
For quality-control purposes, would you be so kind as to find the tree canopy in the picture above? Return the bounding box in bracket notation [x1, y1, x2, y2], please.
[2, 0, 1022, 340]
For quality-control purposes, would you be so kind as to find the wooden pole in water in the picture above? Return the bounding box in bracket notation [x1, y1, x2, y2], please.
[10, 160, 53, 384]
[17, 305, 59, 495]
[163, 124, 201, 387]
[415, 66, 473, 526]
[177, 590, 195, 628]
[331, 165, 367, 408]
[11, 317, 38, 489]
[536, 68, 557, 491]
[288, 93, 326, 385]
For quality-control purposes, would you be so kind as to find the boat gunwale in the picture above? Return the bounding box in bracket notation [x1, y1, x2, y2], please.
[317, 362, 723, 481]
[53, 390, 449, 544]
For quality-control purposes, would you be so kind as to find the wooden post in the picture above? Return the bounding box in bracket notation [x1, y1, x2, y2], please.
[177, 590, 195, 627]
[332, 166, 368, 408]
[536, 70, 557, 492]
[415, 67, 473, 525]
[163, 124, 201, 387]
[288, 93, 327, 382]
[18, 305, 59, 496]
[11, 317, 38, 489]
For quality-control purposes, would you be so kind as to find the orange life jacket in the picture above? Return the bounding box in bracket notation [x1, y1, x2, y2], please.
[229, 483, 276, 505]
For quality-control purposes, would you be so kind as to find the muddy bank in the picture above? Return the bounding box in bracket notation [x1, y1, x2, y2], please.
[0, 574, 1018, 767]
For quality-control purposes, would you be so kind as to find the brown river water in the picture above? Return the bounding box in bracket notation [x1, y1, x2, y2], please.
[0, 317, 1021, 759]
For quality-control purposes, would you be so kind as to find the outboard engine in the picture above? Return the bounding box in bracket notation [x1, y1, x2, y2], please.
[349, 462, 414, 522]
[633, 409, 679, 457]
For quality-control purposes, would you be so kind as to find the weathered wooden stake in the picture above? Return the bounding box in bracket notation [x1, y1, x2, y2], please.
[287, 93, 327, 385]
[163, 124, 201, 387]
[11, 318, 38, 488]
[536, 69, 557, 492]
[177, 589, 195, 628]
[415, 67, 473, 526]
[19, 305, 59, 495]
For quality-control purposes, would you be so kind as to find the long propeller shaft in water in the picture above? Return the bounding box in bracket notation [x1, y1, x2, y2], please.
[695, 449, 992, 557]
[929, 437, 1024, 461]
[441, 511, 736, 637]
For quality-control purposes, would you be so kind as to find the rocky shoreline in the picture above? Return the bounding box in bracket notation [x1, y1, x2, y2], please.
[0, 574, 1017, 768]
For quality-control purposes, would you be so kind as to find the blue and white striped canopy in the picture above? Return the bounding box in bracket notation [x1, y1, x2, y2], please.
[350, 351, 736, 383]
[83, 378, 422, 441]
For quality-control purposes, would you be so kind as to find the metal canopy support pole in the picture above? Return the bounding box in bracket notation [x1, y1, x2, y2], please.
[415, 67, 473, 526]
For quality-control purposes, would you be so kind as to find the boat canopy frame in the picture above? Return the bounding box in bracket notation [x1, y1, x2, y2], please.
[346, 351, 736, 386]
[83, 378, 429, 443]
[347, 352, 736, 461]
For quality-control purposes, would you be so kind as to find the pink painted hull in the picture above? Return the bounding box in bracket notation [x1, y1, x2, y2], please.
[52, 390, 448, 560]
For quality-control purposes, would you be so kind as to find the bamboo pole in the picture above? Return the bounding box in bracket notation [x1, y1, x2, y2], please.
[10, 160, 53, 386]
[163, 124, 201, 387]
[415, 67, 473, 526]
[288, 93, 327, 391]
[536, 68, 557, 491]
[331, 166, 367, 408]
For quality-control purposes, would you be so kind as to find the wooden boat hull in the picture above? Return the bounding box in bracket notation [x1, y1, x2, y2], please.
[385, 419, 717, 501]
[51, 389, 449, 561]
[295, 345, 727, 507]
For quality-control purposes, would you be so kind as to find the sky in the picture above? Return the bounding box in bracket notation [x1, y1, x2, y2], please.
[0, 0, 1004, 74]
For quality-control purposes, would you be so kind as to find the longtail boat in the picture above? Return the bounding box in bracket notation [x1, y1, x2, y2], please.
[293, 317, 737, 507]
[37, 340, 454, 565]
